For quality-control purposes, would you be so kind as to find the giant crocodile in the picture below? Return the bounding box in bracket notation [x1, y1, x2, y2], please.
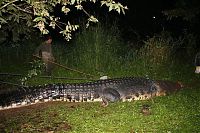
[0, 77, 182, 110]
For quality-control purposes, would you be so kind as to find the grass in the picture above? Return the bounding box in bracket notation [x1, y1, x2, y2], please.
[0, 85, 199, 132]
[0, 22, 200, 132]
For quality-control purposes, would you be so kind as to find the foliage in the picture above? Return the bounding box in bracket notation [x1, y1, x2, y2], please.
[163, 7, 200, 21]
[0, 25, 196, 84]
[163, 0, 200, 21]
[138, 31, 182, 66]
[0, 0, 127, 44]
[57, 21, 124, 76]
[162, 0, 200, 57]
[21, 59, 44, 86]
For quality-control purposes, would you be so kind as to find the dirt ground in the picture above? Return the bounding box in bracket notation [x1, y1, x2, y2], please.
[0, 101, 80, 118]
[0, 101, 80, 132]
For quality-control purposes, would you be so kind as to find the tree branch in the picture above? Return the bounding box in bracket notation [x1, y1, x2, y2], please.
[7, 11, 28, 20]
[0, 0, 18, 10]
[12, 4, 33, 15]
[82, 8, 91, 17]
[55, 22, 64, 30]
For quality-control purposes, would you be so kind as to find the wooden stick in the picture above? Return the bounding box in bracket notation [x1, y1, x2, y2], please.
[0, 73, 22, 76]
[0, 73, 96, 81]
[0, 80, 27, 87]
[33, 55, 96, 78]
[36, 76, 96, 81]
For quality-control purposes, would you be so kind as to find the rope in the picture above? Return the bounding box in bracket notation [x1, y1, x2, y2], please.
[0, 73, 22, 76]
[37, 76, 97, 81]
[33, 55, 97, 78]
[0, 73, 97, 81]
[0, 80, 27, 88]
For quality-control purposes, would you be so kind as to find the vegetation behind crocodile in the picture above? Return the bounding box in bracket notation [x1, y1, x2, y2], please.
[0, 77, 182, 110]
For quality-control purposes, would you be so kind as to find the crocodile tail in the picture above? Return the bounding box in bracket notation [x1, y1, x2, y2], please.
[0, 84, 98, 110]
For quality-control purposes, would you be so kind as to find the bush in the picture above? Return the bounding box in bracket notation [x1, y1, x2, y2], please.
[53, 21, 125, 77]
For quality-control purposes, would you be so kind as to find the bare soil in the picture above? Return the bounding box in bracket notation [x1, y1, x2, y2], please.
[0, 101, 80, 118]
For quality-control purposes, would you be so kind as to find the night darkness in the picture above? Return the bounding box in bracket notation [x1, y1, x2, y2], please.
[53, 0, 200, 43]
[0, 1, 200, 132]
[116, 0, 194, 39]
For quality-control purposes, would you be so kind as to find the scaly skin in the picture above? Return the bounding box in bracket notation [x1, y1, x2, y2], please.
[0, 77, 182, 110]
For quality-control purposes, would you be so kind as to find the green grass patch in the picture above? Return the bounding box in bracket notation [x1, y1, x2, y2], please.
[0, 86, 199, 132]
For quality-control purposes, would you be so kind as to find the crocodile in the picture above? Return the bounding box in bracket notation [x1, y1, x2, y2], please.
[0, 77, 182, 110]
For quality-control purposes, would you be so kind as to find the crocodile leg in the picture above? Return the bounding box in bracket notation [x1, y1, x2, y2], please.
[101, 88, 120, 107]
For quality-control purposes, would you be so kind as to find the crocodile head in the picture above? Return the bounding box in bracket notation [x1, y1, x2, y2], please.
[153, 80, 183, 96]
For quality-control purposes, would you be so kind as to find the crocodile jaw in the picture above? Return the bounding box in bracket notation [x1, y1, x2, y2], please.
[153, 80, 183, 96]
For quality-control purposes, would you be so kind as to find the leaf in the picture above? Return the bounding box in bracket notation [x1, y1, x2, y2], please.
[100, 1, 106, 6]
[0, 17, 7, 23]
[13, 14, 20, 23]
[49, 21, 56, 29]
[62, 0, 70, 5]
[59, 30, 65, 34]
[116, 7, 120, 14]
[86, 22, 89, 28]
[7, 5, 16, 11]
[33, 17, 44, 22]
[121, 8, 125, 15]
[88, 16, 98, 23]
[100, 1, 127, 14]
[8, 15, 13, 21]
[90, 0, 96, 3]
[26, 20, 32, 27]
[75, 4, 83, 10]
[1, 8, 6, 13]
[42, 29, 49, 34]
[71, 0, 76, 5]
[62, 6, 70, 14]
[50, 16, 54, 20]
[124, 6, 128, 10]
[109, 5, 113, 12]
[41, 10, 49, 17]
